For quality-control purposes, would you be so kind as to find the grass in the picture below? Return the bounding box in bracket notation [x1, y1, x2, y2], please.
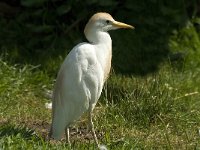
[0, 54, 200, 150]
[1, 21, 200, 149]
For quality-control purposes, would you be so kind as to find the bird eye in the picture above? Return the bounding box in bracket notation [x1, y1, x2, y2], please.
[105, 20, 110, 24]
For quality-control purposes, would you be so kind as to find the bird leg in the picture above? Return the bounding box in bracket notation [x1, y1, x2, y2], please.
[88, 108, 99, 147]
[65, 127, 71, 147]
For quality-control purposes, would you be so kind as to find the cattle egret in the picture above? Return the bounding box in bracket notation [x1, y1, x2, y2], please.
[50, 12, 134, 147]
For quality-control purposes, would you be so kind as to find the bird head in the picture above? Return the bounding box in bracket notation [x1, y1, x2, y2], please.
[84, 12, 134, 33]
[84, 12, 134, 43]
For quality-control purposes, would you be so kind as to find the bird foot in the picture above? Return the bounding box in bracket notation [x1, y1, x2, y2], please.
[98, 144, 108, 150]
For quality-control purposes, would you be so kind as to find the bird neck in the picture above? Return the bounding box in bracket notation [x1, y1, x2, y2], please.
[88, 31, 112, 82]
[85, 30, 112, 47]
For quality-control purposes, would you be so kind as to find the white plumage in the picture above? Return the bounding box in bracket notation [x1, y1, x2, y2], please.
[50, 12, 134, 147]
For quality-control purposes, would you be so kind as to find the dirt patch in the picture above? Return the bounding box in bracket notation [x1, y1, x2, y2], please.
[21, 120, 104, 143]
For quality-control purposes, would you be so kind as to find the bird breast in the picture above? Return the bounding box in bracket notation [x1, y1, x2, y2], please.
[95, 44, 112, 82]
[103, 48, 112, 81]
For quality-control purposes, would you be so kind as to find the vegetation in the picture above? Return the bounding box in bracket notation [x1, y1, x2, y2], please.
[0, 0, 200, 149]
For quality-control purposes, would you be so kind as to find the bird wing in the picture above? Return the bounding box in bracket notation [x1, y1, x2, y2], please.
[50, 43, 104, 139]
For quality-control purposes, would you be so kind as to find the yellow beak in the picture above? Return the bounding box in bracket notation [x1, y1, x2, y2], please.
[112, 21, 134, 29]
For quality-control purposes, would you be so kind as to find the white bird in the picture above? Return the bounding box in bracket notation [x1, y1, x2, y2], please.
[50, 12, 134, 147]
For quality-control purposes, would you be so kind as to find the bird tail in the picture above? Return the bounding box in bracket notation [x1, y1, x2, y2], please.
[50, 109, 68, 140]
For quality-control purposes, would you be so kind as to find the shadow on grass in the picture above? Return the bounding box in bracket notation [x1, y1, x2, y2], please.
[0, 123, 40, 141]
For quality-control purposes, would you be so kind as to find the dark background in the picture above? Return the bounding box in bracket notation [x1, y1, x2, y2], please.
[0, 0, 199, 76]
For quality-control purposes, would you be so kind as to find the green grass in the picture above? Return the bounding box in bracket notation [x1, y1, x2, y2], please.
[1, 54, 200, 150]
[1, 21, 200, 149]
